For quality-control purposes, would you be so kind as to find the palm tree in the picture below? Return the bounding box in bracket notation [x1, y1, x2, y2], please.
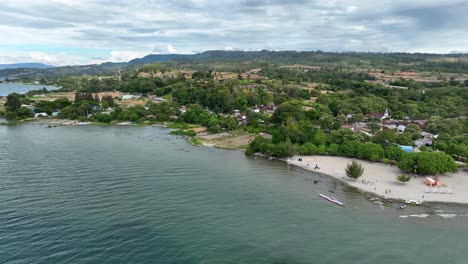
[345, 160, 364, 179]
[396, 174, 411, 183]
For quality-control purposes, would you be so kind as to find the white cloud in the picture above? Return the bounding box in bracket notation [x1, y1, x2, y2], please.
[0, 0, 467, 65]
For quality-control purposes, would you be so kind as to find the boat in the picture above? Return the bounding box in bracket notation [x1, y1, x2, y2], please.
[399, 204, 407, 209]
[319, 194, 344, 206]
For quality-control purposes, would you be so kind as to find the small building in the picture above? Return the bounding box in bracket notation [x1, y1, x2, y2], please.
[120, 94, 141, 100]
[383, 124, 397, 131]
[368, 108, 389, 121]
[179, 106, 186, 114]
[397, 125, 406, 133]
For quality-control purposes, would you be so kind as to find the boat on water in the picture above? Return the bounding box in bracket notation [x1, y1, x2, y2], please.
[399, 204, 407, 209]
[319, 194, 344, 206]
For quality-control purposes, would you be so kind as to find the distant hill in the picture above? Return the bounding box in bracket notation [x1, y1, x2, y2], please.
[0, 63, 54, 70]
[2, 50, 468, 79]
[128, 54, 191, 65]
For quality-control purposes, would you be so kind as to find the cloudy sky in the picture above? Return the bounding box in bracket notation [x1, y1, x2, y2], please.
[0, 0, 467, 66]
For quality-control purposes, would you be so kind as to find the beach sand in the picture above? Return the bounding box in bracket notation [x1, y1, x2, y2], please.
[289, 155, 468, 204]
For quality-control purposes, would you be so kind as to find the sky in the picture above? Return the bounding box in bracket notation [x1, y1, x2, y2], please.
[0, 0, 467, 66]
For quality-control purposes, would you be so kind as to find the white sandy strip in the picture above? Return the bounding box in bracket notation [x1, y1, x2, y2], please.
[289, 155, 468, 204]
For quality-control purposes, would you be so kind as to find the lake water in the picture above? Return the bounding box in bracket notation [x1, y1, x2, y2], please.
[0, 83, 60, 96]
[1, 125, 468, 264]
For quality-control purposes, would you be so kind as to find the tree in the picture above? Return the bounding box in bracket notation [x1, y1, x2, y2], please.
[319, 114, 334, 132]
[101, 95, 115, 107]
[345, 160, 364, 179]
[392, 111, 406, 120]
[385, 145, 405, 162]
[5, 93, 22, 112]
[357, 142, 384, 161]
[368, 123, 381, 135]
[326, 144, 340, 155]
[398, 152, 458, 175]
[16, 107, 33, 119]
[341, 140, 361, 157]
[94, 113, 113, 123]
[299, 142, 319, 155]
[373, 130, 397, 147]
[396, 174, 411, 183]
[272, 138, 296, 158]
[271, 101, 303, 123]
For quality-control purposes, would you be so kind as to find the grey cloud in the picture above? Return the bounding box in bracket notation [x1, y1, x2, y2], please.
[0, 0, 467, 64]
[393, 2, 468, 30]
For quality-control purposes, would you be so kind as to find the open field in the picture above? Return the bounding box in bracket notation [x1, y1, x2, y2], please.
[199, 132, 255, 150]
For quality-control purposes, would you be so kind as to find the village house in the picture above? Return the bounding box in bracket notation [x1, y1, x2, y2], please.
[260, 105, 276, 113]
[237, 115, 248, 126]
[120, 94, 141, 100]
[397, 124, 406, 133]
[414, 132, 437, 147]
[368, 109, 389, 122]
[21, 104, 35, 111]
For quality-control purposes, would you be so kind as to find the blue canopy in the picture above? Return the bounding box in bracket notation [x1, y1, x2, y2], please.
[399, 145, 413, 153]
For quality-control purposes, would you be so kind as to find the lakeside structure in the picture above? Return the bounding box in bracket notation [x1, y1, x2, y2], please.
[288, 155, 468, 204]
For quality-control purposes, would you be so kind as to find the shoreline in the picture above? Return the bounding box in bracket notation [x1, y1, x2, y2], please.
[286, 155, 468, 206]
[3, 120, 468, 206]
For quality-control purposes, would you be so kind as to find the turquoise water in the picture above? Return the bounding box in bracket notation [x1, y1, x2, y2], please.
[1, 125, 467, 264]
[0, 83, 59, 96]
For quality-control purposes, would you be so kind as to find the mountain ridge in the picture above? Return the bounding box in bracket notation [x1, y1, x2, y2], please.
[2, 50, 468, 79]
[0, 63, 54, 70]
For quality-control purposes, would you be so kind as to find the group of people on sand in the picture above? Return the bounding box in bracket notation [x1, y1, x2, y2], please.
[385, 188, 392, 194]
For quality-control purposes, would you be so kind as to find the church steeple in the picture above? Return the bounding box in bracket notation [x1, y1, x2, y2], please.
[384, 108, 389, 118]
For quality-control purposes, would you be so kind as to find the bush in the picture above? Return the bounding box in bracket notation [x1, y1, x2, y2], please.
[396, 174, 411, 183]
[299, 142, 318, 155]
[94, 113, 113, 123]
[326, 144, 340, 155]
[170, 129, 197, 137]
[385, 145, 406, 162]
[398, 152, 458, 175]
[345, 160, 364, 179]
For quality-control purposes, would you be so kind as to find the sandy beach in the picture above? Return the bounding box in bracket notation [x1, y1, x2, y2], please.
[289, 155, 468, 204]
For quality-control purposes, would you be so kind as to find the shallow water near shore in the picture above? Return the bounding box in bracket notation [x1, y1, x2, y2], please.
[1, 124, 468, 264]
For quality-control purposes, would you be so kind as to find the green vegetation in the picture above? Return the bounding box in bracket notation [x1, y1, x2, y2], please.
[398, 152, 458, 175]
[396, 175, 412, 183]
[3, 93, 33, 120]
[3, 52, 467, 174]
[170, 129, 197, 137]
[345, 161, 364, 179]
